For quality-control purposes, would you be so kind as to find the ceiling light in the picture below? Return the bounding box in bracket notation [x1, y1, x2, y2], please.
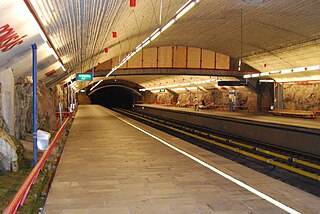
[269, 70, 280, 74]
[176, 1, 196, 20]
[105, 0, 199, 78]
[280, 69, 292, 74]
[260, 72, 269, 76]
[161, 19, 176, 32]
[292, 67, 305, 72]
[90, 80, 103, 91]
[259, 80, 274, 83]
[251, 73, 260, 77]
[306, 65, 320, 71]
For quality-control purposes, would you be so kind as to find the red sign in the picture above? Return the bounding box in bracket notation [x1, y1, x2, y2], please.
[0, 24, 27, 52]
[45, 69, 57, 77]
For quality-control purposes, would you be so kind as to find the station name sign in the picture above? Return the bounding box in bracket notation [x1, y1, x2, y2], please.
[76, 73, 93, 81]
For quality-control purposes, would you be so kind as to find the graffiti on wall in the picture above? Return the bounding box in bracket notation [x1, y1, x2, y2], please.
[0, 24, 27, 52]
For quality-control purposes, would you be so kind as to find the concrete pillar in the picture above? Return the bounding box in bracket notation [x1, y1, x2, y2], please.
[274, 83, 284, 109]
[0, 68, 15, 136]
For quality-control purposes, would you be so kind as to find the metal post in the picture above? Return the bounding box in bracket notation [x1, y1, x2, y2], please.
[31, 43, 38, 166]
[59, 102, 63, 126]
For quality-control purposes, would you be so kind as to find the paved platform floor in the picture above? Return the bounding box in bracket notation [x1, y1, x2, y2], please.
[137, 104, 320, 130]
[44, 105, 320, 214]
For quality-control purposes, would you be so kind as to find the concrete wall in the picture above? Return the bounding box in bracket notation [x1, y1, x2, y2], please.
[0, 68, 15, 136]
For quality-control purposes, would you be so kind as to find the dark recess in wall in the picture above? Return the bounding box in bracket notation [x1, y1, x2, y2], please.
[89, 87, 133, 109]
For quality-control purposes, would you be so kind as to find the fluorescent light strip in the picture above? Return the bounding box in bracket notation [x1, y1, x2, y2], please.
[90, 80, 103, 91]
[176, 1, 196, 19]
[106, 109, 300, 214]
[244, 65, 320, 79]
[105, 0, 200, 78]
[139, 79, 214, 91]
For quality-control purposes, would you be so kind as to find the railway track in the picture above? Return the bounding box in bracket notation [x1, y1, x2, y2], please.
[115, 108, 320, 185]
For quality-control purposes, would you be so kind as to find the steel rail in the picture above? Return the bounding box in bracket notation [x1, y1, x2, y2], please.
[117, 108, 320, 181]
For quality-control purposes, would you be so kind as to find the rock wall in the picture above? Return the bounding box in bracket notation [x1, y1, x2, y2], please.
[15, 78, 60, 139]
[0, 129, 24, 172]
[284, 83, 320, 110]
[141, 88, 259, 110]
[77, 92, 91, 105]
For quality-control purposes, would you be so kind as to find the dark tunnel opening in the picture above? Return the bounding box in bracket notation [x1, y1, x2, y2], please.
[89, 86, 136, 109]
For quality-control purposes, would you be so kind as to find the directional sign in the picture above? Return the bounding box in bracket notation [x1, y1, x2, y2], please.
[160, 89, 166, 92]
[76, 73, 93, 81]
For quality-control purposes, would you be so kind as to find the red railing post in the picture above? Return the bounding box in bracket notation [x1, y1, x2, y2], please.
[4, 117, 71, 214]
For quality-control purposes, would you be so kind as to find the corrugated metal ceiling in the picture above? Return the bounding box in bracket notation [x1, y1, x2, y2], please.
[1, 0, 320, 86]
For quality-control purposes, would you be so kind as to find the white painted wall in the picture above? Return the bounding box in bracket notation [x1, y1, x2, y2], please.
[0, 68, 15, 135]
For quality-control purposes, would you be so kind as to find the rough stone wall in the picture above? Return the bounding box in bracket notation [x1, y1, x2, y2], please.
[0, 129, 24, 172]
[142, 88, 259, 109]
[284, 83, 320, 110]
[140, 91, 157, 103]
[78, 92, 91, 105]
[15, 78, 59, 139]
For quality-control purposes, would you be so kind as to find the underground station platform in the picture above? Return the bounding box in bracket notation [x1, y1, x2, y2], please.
[44, 105, 320, 214]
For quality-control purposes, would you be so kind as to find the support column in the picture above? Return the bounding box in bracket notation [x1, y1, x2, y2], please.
[274, 83, 284, 109]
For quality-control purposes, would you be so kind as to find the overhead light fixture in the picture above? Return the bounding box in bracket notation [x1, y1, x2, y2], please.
[243, 64, 320, 79]
[306, 65, 320, 71]
[150, 30, 161, 41]
[175, 1, 196, 19]
[90, 80, 103, 91]
[292, 67, 305, 72]
[260, 72, 269, 76]
[161, 19, 176, 32]
[251, 73, 260, 77]
[259, 80, 275, 83]
[280, 69, 292, 74]
[105, 0, 200, 78]
[139, 78, 213, 91]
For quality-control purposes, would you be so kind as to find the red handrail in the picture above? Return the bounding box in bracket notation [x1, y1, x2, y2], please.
[4, 117, 71, 214]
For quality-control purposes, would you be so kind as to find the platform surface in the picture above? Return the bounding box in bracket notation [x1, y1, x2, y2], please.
[44, 105, 320, 214]
[137, 104, 320, 130]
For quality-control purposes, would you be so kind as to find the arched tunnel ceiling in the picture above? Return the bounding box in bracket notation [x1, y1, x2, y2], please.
[1, 0, 320, 87]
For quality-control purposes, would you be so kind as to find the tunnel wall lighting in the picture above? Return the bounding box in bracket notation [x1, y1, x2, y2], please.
[139, 78, 213, 91]
[90, 80, 103, 91]
[105, 0, 200, 78]
[243, 64, 320, 79]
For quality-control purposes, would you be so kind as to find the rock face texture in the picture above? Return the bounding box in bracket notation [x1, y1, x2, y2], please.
[78, 92, 91, 105]
[141, 88, 258, 110]
[284, 83, 320, 110]
[0, 129, 24, 172]
[15, 78, 60, 139]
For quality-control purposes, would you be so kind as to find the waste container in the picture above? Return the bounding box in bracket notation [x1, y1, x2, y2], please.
[37, 130, 51, 151]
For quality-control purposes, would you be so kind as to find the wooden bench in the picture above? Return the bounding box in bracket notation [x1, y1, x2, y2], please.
[270, 109, 317, 119]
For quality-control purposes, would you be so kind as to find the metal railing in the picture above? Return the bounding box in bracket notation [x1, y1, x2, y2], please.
[4, 117, 71, 214]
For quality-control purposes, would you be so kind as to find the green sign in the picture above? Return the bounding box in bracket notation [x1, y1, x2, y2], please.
[160, 89, 166, 92]
[76, 73, 93, 81]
